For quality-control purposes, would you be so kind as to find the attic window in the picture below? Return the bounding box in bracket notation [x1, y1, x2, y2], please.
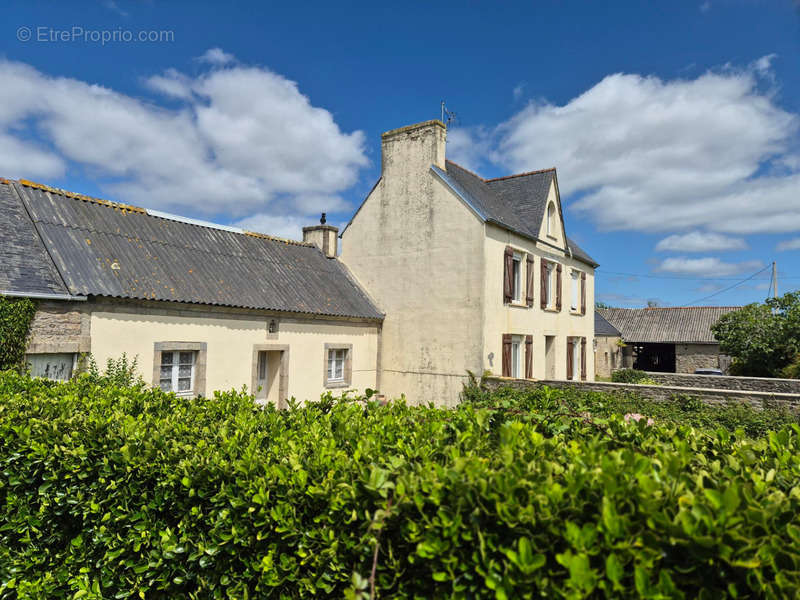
[547, 202, 556, 237]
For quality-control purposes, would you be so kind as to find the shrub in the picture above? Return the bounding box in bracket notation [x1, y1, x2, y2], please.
[0, 295, 36, 371]
[782, 354, 800, 379]
[611, 368, 655, 384]
[1, 373, 800, 598]
[84, 353, 146, 389]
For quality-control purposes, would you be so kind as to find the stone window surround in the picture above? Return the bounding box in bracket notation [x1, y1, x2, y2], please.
[250, 344, 290, 409]
[153, 341, 207, 397]
[324, 343, 353, 389]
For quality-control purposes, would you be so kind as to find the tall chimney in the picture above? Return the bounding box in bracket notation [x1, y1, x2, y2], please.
[303, 213, 338, 258]
[381, 120, 446, 177]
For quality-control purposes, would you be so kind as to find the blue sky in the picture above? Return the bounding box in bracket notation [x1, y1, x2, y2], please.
[1, 0, 799, 307]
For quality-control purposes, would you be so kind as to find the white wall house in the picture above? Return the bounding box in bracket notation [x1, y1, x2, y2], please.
[3, 119, 597, 407]
[340, 120, 597, 405]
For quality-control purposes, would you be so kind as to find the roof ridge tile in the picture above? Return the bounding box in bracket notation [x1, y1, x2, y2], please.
[485, 167, 556, 182]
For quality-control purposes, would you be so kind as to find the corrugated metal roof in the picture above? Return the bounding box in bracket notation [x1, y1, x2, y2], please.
[595, 312, 621, 337]
[442, 161, 598, 267]
[599, 306, 741, 343]
[2, 180, 383, 319]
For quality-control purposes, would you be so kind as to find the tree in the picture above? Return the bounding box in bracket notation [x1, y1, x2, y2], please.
[595, 301, 611, 309]
[711, 291, 800, 377]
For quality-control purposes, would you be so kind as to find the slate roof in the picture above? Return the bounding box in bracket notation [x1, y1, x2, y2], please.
[0, 179, 383, 319]
[435, 161, 598, 267]
[0, 182, 69, 296]
[595, 312, 621, 337]
[599, 306, 741, 344]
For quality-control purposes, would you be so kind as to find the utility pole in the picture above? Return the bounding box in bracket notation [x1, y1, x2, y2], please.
[772, 261, 778, 299]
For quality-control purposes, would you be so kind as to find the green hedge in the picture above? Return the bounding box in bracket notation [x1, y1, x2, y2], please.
[611, 368, 656, 384]
[0, 296, 36, 371]
[1, 372, 800, 598]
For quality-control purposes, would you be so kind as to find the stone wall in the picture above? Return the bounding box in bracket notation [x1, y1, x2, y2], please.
[594, 336, 623, 378]
[674, 343, 723, 373]
[644, 372, 800, 394]
[484, 376, 800, 411]
[26, 300, 91, 354]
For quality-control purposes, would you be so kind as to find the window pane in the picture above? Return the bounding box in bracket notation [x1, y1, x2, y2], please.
[160, 366, 172, 379]
[257, 352, 267, 380]
[179, 351, 193, 365]
[159, 379, 172, 391]
[178, 377, 191, 391]
[512, 258, 521, 300]
[161, 352, 173, 366]
[178, 365, 192, 378]
[511, 342, 519, 378]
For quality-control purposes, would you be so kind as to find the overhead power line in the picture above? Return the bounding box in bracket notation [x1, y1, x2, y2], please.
[683, 265, 772, 306]
[596, 269, 800, 281]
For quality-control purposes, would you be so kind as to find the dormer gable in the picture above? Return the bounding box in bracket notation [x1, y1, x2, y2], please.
[535, 175, 567, 248]
[436, 161, 597, 267]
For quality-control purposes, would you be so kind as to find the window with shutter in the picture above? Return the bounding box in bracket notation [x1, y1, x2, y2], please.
[540, 260, 548, 309]
[566, 338, 574, 380]
[555, 264, 562, 311]
[580, 337, 587, 381]
[502, 334, 512, 377]
[525, 335, 533, 379]
[526, 254, 534, 307]
[580, 272, 587, 315]
[503, 247, 514, 304]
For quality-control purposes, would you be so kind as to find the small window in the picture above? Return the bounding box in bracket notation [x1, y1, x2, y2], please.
[327, 348, 347, 382]
[545, 262, 554, 306]
[160, 350, 196, 395]
[512, 252, 522, 303]
[27, 353, 76, 381]
[324, 344, 353, 388]
[571, 270, 580, 311]
[547, 203, 556, 237]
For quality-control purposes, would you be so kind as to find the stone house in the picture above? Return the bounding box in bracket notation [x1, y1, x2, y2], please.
[2, 119, 598, 405]
[0, 179, 382, 405]
[594, 312, 622, 378]
[599, 306, 740, 374]
[340, 120, 597, 405]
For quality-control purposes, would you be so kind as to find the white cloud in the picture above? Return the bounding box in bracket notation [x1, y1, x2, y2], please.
[656, 257, 764, 277]
[464, 57, 800, 236]
[777, 237, 800, 251]
[198, 48, 235, 66]
[233, 213, 307, 241]
[655, 231, 747, 252]
[513, 84, 525, 101]
[0, 55, 368, 228]
[447, 127, 492, 173]
[700, 1, 711, 13]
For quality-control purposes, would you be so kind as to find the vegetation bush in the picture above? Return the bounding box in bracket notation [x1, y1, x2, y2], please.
[0, 296, 36, 371]
[712, 291, 800, 377]
[2, 372, 800, 598]
[782, 353, 800, 380]
[610, 368, 656, 385]
[479, 383, 800, 438]
[84, 353, 146, 389]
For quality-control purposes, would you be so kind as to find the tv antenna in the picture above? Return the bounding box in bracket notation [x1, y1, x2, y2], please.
[440, 101, 458, 127]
